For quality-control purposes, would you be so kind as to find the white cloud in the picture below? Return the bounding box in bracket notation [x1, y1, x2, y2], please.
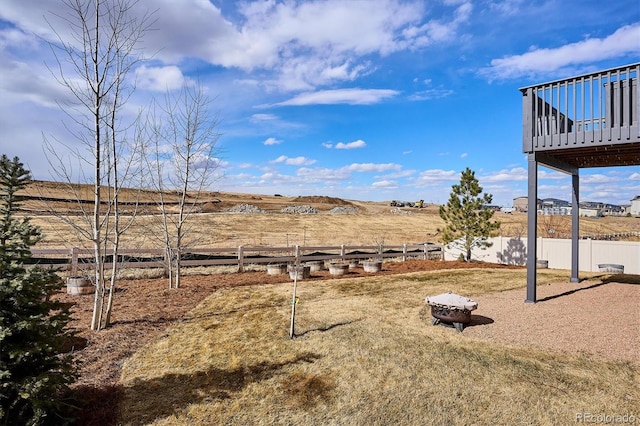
[263, 137, 282, 145]
[273, 88, 399, 106]
[487, 0, 526, 16]
[251, 113, 278, 122]
[297, 167, 351, 181]
[480, 23, 640, 80]
[129, 0, 461, 91]
[415, 169, 458, 185]
[482, 167, 527, 183]
[271, 155, 316, 166]
[629, 172, 640, 181]
[538, 169, 568, 180]
[408, 88, 454, 101]
[382, 169, 416, 179]
[335, 140, 367, 149]
[372, 180, 398, 188]
[322, 142, 334, 149]
[460, 152, 468, 158]
[405, 1, 472, 48]
[581, 174, 614, 184]
[344, 163, 402, 173]
[135, 65, 186, 91]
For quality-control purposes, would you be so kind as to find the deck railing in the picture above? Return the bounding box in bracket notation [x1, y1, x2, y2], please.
[521, 63, 639, 152]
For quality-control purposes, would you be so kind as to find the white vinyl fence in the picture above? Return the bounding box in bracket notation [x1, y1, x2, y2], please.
[444, 237, 640, 274]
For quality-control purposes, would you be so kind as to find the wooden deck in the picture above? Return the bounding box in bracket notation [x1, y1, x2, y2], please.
[521, 63, 639, 168]
[520, 63, 639, 303]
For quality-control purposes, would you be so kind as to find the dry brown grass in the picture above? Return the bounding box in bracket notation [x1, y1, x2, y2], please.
[117, 269, 638, 425]
[30, 204, 640, 250]
[21, 180, 639, 249]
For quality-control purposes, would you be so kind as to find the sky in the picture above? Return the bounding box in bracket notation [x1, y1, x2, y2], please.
[0, 0, 639, 207]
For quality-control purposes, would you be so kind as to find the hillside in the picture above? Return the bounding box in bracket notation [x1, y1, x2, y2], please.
[19, 180, 640, 248]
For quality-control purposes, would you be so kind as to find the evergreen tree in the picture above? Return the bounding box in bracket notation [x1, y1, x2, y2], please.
[0, 155, 76, 425]
[439, 167, 500, 261]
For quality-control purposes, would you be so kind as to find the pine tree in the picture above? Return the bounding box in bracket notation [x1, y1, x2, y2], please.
[439, 167, 500, 261]
[0, 155, 76, 425]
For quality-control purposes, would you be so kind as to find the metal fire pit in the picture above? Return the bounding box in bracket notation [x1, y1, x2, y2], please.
[425, 292, 478, 332]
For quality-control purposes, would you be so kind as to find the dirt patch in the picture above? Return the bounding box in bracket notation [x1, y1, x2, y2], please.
[291, 195, 354, 206]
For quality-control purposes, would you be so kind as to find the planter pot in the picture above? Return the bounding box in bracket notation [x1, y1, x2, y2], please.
[266, 263, 287, 275]
[289, 265, 311, 280]
[536, 260, 548, 269]
[305, 261, 325, 272]
[348, 260, 359, 269]
[363, 260, 382, 273]
[329, 263, 349, 276]
[66, 277, 93, 295]
[598, 264, 624, 273]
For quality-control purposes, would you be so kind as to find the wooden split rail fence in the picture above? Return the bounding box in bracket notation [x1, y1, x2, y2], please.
[30, 243, 443, 276]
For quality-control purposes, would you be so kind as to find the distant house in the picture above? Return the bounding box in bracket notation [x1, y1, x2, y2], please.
[540, 198, 572, 215]
[602, 207, 624, 216]
[579, 206, 601, 217]
[542, 206, 572, 215]
[514, 196, 629, 216]
[513, 196, 527, 211]
[631, 196, 640, 216]
[513, 196, 542, 212]
[542, 198, 571, 208]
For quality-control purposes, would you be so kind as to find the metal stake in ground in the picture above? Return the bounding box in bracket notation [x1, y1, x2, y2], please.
[289, 273, 298, 339]
[289, 246, 300, 339]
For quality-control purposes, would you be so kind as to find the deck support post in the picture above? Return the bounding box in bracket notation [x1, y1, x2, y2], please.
[525, 154, 538, 303]
[570, 172, 580, 283]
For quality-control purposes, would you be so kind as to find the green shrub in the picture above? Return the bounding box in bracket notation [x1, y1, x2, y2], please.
[0, 155, 76, 425]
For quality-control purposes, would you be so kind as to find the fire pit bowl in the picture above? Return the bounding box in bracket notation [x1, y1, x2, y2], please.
[425, 292, 478, 332]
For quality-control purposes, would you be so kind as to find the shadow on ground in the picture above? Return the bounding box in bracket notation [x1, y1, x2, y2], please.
[117, 351, 322, 424]
[467, 314, 495, 327]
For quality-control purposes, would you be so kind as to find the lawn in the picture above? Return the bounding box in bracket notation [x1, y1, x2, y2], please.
[116, 268, 639, 425]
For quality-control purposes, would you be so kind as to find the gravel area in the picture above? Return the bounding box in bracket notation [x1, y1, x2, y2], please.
[464, 279, 639, 364]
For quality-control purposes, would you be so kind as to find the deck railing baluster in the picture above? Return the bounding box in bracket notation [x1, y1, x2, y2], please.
[521, 63, 639, 165]
[591, 74, 596, 144]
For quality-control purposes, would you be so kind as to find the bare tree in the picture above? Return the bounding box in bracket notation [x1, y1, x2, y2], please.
[43, 0, 152, 330]
[538, 213, 571, 239]
[144, 82, 222, 289]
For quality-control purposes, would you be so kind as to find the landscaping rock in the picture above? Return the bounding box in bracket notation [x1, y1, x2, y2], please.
[227, 203, 266, 213]
[281, 205, 318, 214]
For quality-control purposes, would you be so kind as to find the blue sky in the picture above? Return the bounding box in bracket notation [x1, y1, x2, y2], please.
[0, 0, 639, 206]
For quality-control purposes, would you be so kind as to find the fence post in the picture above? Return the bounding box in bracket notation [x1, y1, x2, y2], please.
[294, 245, 301, 265]
[423, 244, 428, 260]
[71, 247, 79, 277]
[237, 246, 244, 273]
[340, 244, 345, 262]
[402, 244, 407, 262]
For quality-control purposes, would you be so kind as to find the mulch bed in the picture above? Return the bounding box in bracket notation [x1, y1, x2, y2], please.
[56, 260, 518, 425]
